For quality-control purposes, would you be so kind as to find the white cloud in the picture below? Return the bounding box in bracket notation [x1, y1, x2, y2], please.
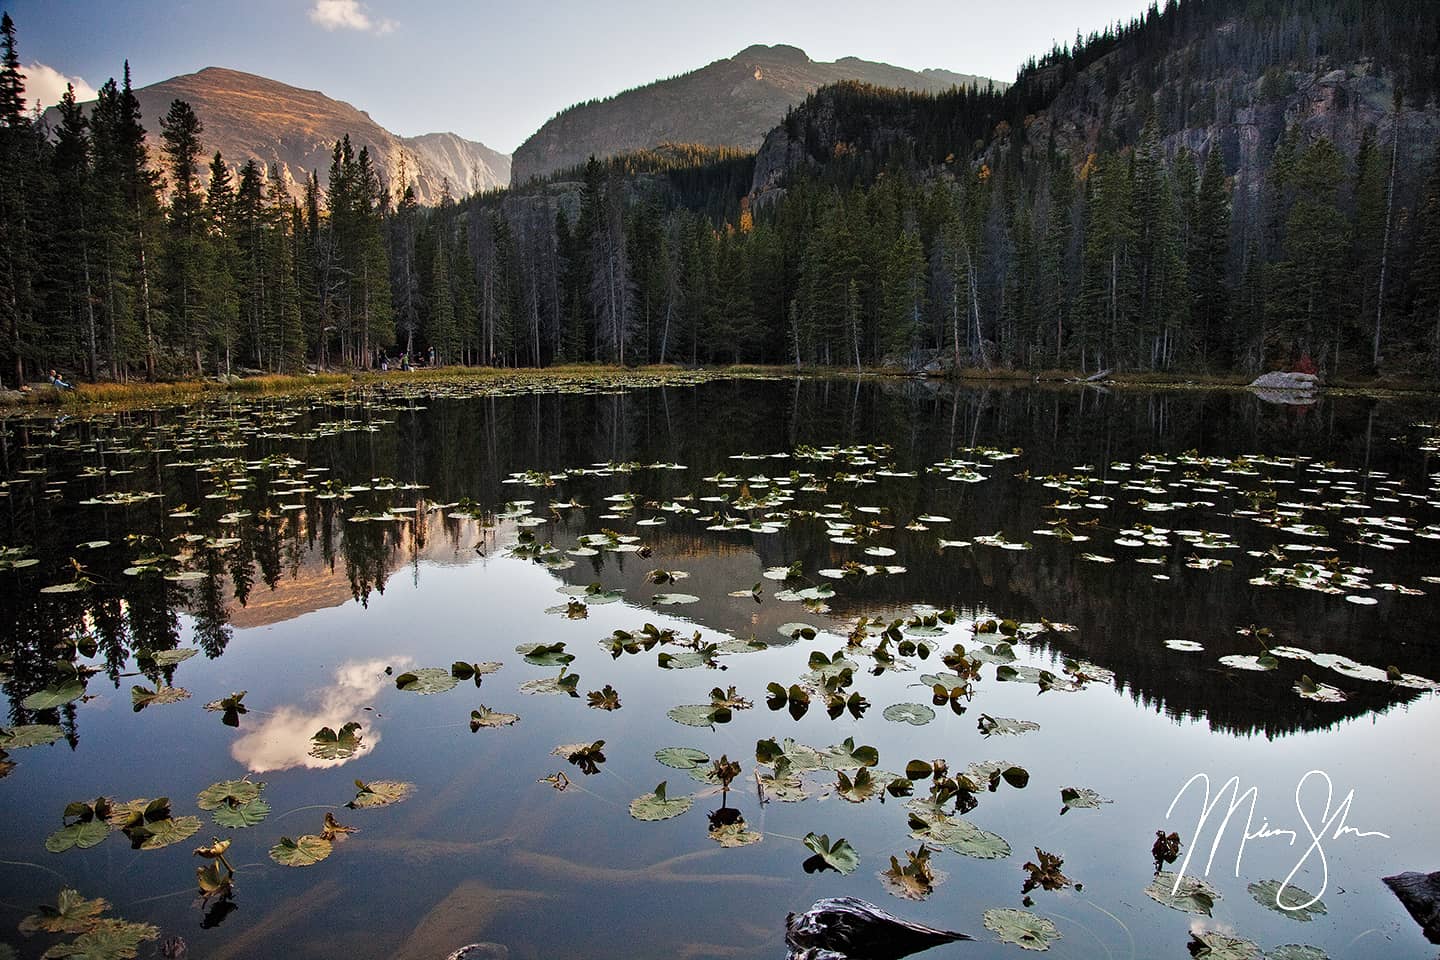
[308, 0, 396, 35]
[230, 657, 407, 773]
[23, 62, 98, 112]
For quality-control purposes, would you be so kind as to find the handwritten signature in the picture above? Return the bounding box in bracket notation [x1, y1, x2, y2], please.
[1165, 769, 1389, 910]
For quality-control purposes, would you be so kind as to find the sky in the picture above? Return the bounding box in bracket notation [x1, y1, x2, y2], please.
[4, 0, 1150, 154]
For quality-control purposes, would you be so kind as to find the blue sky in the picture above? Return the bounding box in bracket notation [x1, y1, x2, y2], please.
[5, 0, 1150, 153]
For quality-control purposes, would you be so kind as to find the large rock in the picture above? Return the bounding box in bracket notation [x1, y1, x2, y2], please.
[1384, 871, 1440, 944]
[1249, 371, 1319, 390]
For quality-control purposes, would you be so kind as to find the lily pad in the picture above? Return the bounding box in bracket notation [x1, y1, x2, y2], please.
[802, 832, 859, 875]
[1059, 786, 1111, 811]
[134, 814, 200, 850]
[469, 706, 519, 729]
[40, 918, 160, 959]
[309, 722, 364, 760]
[983, 908, 1060, 951]
[22, 679, 87, 711]
[268, 834, 333, 867]
[0, 724, 64, 748]
[45, 819, 112, 854]
[910, 815, 1011, 859]
[978, 714, 1040, 737]
[130, 683, 190, 711]
[667, 704, 728, 727]
[655, 747, 710, 769]
[652, 593, 700, 605]
[882, 702, 936, 726]
[394, 667, 460, 694]
[196, 780, 262, 810]
[1248, 879, 1328, 920]
[19, 889, 109, 934]
[709, 820, 763, 847]
[1186, 932, 1263, 959]
[629, 781, 693, 821]
[212, 798, 271, 829]
[347, 779, 415, 809]
[1145, 871, 1220, 915]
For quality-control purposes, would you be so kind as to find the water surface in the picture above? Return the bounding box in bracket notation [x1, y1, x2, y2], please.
[1, 378, 1438, 959]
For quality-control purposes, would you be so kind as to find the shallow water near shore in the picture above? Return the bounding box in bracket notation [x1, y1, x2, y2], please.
[1, 376, 1438, 959]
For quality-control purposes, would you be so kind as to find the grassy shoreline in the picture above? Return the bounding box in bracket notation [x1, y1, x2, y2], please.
[2, 363, 1432, 414]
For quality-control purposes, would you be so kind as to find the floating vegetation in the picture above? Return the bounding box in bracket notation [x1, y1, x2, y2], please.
[983, 907, 1060, 951]
[1146, 871, 1220, 915]
[629, 781, 692, 821]
[2, 382, 1436, 959]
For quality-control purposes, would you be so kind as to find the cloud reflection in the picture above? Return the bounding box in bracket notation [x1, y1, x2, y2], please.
[231, 658, 408, 773]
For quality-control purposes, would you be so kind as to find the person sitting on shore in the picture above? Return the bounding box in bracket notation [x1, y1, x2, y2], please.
[48, 369, 73, 390]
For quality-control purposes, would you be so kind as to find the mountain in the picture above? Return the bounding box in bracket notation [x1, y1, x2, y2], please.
[751, 1, 1439, 203]
[51, 67, 509, 203]
[510, 44, 1000, 184]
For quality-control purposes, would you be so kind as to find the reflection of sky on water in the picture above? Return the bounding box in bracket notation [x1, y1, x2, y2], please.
[231, 657, 406, 772]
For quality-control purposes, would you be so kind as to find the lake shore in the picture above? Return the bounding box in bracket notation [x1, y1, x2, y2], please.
[2, 363, 1433, 414]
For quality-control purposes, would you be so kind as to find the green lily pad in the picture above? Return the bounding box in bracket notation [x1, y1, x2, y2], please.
[40, 918, 160, 959]
[134, 815, 200, 850]
[138, 648, 197, 667]
[629, 781, 693, 821]
[709, 820, 763, 847]
[667, 704, 727, 727]
[1146, 871, 1220, 915]
[836, 767, 881, 802]
[212, 797, 270, 829]
[820, 736, 879, 769]
[517, 642, 575, 667]
[394, 667, 459, 694]
[309, 722, 363, 759]
[269, 834, 333, 866]
[45, 819, 112, 854]
[983, 908, 1060, 951]
[22, 679, 87, 711]
[130, 683, 190, 711]
[802, 832, 859, 874]
[1187, 932, 1263, 959]
[1060, 786, 1111, 811]
[910, 815, 1011, 859]
[196, 779, 262, 810]
[1248, 879, 1327, 920]
[655, 747, 710, 769]
[347, 779, 414, 809]
[469, 706, 519, 729]
[883, 702, 936, 726]
[0, 724, 64, 748]
[19, 889, 109, 934]
[978, 714, 1040, 737]
[652, 593, 700, 605]
[777, 622, 819, 642]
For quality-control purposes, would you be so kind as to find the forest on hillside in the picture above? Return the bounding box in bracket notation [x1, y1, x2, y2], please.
[2, 0, 1439, 384]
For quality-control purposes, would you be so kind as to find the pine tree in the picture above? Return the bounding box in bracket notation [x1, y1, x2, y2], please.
[54, 84, 100, 378]
[0, 12, 41, 384]
[1191, 145, 1231, 368]
[160, 98, 206, 373]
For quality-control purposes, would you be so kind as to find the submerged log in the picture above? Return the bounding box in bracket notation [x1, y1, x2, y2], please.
[785, 897, 971, 960]
[1383, 871, 1440, 944]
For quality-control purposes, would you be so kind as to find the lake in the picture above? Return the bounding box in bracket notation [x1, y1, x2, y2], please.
[1, 375, 1438, 960]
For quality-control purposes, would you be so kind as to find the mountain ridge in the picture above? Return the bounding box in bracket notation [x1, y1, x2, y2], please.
[510, 44, 1001, 184]
[47, 66, 510, 204]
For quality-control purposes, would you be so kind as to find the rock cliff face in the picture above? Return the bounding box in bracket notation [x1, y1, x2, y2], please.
[50, 67, 509, 204]
[751, 23, 1438, 205]
[511, 44, 998, 184]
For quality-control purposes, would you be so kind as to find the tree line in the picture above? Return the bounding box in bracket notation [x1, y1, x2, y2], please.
[3, 3, 1440, 383]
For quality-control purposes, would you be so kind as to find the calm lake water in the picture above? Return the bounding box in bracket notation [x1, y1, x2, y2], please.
[2, 376, 1438, 960]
